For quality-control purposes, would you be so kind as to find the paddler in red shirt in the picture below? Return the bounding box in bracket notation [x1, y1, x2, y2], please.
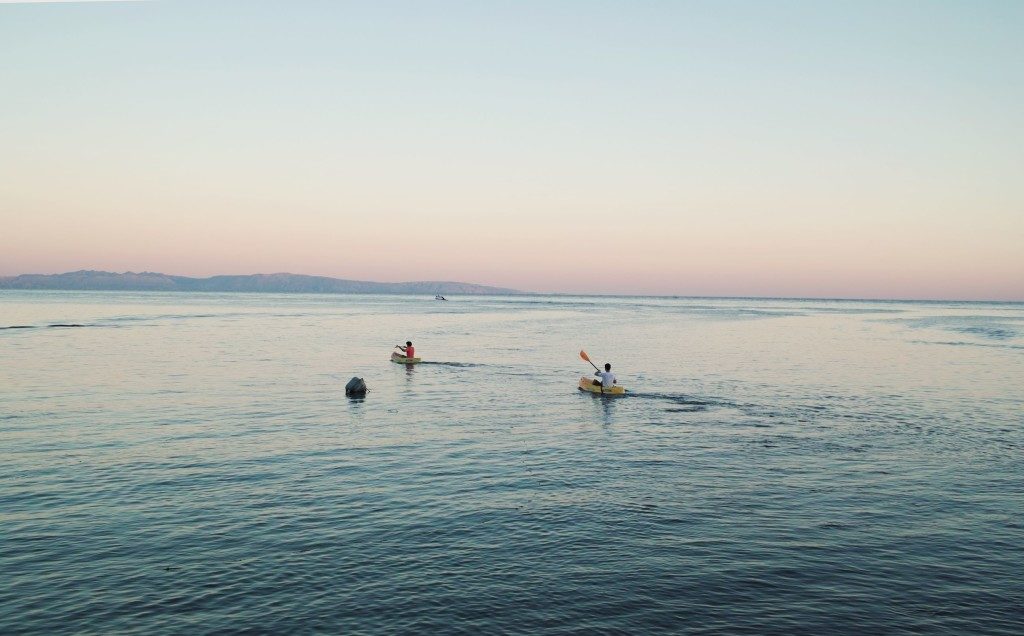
[394, 341, 415, 359]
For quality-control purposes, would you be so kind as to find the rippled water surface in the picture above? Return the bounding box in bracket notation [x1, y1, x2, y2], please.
[2, 291, 1022, 634]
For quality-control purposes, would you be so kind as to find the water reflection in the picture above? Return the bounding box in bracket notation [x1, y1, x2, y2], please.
[579, 389, 620, 425]
[600, 395, 616, 425]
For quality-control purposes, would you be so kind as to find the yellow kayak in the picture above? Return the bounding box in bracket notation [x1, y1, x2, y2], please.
[391, 352, 422, 364]
[578, 376, 626, 395]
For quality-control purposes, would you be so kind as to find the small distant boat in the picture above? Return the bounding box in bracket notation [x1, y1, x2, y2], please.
[435, 295, 448, 301]
[578, 376, 626, 395]
[391, 352, 422, 364]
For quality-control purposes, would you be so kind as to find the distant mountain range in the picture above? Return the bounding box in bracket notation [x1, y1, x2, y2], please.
[0, 270, 520, 295]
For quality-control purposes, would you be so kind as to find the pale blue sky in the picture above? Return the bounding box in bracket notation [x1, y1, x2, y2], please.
[2, 1, 1022, 298]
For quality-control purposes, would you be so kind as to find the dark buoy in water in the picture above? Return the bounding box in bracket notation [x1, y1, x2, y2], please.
[345, 377, 367, 396]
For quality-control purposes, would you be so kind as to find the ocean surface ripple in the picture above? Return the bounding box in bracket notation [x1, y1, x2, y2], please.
[2, 292, 1023, 635]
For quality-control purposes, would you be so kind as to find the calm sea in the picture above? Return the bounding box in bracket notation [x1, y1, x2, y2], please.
[2, 291, 1022, 635]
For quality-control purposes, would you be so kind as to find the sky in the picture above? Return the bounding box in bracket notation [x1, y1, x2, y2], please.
[1, 1, 1022, 299]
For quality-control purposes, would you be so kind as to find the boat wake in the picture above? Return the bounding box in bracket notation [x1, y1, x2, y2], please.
[1, 323, 90, 330]
[625, 391, 744, 414]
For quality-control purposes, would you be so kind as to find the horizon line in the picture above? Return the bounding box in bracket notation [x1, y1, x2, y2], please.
[2, 269, 1022, 304]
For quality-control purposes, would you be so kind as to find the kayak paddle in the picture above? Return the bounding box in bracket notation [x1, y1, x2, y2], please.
[579, 350, 600, 372]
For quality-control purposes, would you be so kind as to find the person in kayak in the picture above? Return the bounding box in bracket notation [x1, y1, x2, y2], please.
[592, 363, 617, 389]
[394, 341, 415, 359]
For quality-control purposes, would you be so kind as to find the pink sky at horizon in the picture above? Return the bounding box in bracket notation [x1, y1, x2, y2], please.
[2, 163, 1022, 299]
[3, 223, 1020, 300]
[1, 1, 1022, 301]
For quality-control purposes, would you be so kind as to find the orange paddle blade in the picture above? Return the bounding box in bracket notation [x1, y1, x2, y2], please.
[579, 350, 591, 363]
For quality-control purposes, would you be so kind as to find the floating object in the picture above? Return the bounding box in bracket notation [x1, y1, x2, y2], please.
[345, 377, 367, 396]
[391, 352, 422, 364]
[578, 376, 626, 395]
